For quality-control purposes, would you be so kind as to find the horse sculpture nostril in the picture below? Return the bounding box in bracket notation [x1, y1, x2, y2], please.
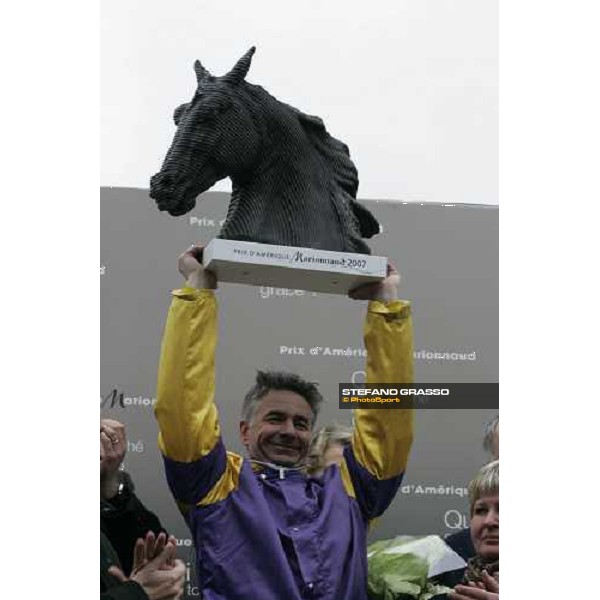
[151, 172, 173, 189]
[150, 173, 180, 202]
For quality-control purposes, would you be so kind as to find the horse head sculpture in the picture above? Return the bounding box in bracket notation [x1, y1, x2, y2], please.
[150, 47, 380, 254]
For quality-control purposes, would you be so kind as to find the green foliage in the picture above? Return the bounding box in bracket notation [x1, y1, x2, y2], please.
[367, 536, 455, 600]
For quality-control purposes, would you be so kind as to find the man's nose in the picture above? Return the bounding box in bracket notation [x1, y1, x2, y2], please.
[279, 419, 296, 436]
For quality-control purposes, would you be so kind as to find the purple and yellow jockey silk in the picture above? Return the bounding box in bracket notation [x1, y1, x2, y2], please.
[154, 289, 414, 600]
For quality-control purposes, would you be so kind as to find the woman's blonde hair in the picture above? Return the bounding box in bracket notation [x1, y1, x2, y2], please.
[468, 460, 499, 514]
[307, 423, 353, 474]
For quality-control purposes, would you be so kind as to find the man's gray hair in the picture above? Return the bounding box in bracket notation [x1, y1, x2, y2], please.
[483, 414, 499, 454]
[241, 370, 324, 425]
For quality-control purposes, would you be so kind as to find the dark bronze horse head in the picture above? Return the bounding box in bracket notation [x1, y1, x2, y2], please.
[150, 48, 380, 253]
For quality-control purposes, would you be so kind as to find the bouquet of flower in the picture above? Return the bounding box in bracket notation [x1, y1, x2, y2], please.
[367, 535, 465, 600]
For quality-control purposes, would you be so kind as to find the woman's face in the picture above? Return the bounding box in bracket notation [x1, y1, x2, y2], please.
[309, 441, 346, 476]
[470, 493, 499, 562]
[322, 442, 346, 469]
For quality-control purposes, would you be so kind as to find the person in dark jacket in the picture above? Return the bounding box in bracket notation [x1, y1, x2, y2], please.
[445, 414, 499, 563]
[432, 461, 499, 600]
[100, 418, 186, 599]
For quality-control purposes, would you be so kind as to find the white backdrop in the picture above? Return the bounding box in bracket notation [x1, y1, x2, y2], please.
[101, 0, 498, 205]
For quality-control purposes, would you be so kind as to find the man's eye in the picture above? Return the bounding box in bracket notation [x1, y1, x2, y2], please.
[295, 422, 308, 431]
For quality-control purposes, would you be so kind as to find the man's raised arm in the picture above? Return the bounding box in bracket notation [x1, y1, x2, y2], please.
[342, 263, 414, 519]
[154, 245, 224, 508]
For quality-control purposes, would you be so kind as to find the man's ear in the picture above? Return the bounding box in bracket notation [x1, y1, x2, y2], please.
[239, 420, 250, 445]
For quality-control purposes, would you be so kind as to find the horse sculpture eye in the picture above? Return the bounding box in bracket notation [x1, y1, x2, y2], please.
[173, 104, 189, 126]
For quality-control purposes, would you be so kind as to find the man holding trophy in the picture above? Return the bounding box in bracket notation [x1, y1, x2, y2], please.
[153, 244, 413, 600]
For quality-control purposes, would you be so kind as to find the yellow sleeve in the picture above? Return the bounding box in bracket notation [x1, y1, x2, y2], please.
[351, 299, 414, 479]
[153, 288, 221, 462]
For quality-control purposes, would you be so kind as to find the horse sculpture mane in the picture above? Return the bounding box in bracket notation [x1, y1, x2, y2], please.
[150, 47, 380, 254]
[298, 111, 358, 194]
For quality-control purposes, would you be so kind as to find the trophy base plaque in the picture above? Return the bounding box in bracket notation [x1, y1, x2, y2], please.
[203, 239, 387, 295]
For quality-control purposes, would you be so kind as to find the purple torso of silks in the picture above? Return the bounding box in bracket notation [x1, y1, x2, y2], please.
[164, 440, 403, 600]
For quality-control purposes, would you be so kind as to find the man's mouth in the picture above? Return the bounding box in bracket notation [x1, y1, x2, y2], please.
[270, 443, 299, 453]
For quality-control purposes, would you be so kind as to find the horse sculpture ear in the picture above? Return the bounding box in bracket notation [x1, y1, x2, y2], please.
[222, 46, 256, 86]
[194, 60, 211, 84]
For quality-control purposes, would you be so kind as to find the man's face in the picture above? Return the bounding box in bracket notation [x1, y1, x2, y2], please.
[470, 494, 499, 562]
[239, 390, 314, 467]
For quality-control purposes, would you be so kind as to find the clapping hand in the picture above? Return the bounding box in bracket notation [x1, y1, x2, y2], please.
[108, 536, 185, 600]
[131, 532, 179, 573]
[449, 571, 499, 600]
[100, 419, 127, 499]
